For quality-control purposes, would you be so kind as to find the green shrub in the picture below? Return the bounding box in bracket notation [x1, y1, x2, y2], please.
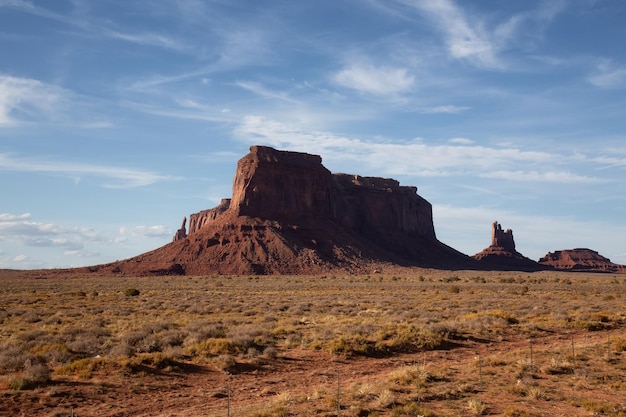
[125, 288, 140, 297]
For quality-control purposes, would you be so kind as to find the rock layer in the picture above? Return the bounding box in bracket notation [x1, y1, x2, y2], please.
[93, 146, 474, 275]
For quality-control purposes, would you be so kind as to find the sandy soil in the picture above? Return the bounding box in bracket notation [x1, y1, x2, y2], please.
[2, 329, 622, 417]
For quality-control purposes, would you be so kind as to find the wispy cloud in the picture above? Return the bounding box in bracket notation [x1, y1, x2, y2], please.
[119, 225, 173, 239]
[0, 74, 113, 127]
[333, 63, 415, 96]
[593, 155, 626, 169]
[402, 0, 500, 68]
[0, 213, 172, 268]
[0, 0, 89, 29]
[479, 170, 606, 184]
[390, 0, 565, 69]
[0, 212, 101, 250]
[417, 105, 470, 114]
[449, 137, 474, 145]
[123, 100, 237, 124]
[0, 1, 189, 52]
[0, 153, 179, 188]
[105, 30, 189, 52]
[0, 75, 66, 125]
[234, 115, 600, 182]
[235, 81, 299, 104]
[588, 60, 626, 89]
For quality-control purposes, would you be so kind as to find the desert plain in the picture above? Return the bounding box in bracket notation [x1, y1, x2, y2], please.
[1, 268, 625, 417]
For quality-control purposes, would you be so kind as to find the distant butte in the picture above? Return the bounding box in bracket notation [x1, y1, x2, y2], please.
[90, 146, 476, 275]
[539, 248, 626, 273]
[472, 221, 548, 271]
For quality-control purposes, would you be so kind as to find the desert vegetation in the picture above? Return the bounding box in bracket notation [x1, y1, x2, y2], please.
[1, 269, 625, 416]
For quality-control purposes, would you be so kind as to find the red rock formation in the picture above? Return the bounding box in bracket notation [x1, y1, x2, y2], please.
[491, 221, 515, 251]
[473, 221, 547, 271]
[172, 217, 187, 242]
[91, 146, 474, 275]
[539, 248, 626, 273]
[188, 199, 231, 235]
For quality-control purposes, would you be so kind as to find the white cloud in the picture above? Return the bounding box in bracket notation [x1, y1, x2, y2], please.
[64, 249, 100, 258]
[393, 0, 565, 69]
[418, 105, 470, 114]
[448, 137, 474, 145]
[593, 155, 626, 169]
[588, 61, 626, 89]
[0, 213, 31, 221]
[13, 254, 28, 262]
[119, 225, 173, 239]
[479, 170, 606, 184]
[0, 153, 179, 188]
[235, 116, 576, 179]
[105, 30, 188, 51]
[333, 64, 414, 96]
[0, 75, 65, 126]
[235, 81, 299, 103]
[403, 0, 500, 68]
[0, 212, 102, 250]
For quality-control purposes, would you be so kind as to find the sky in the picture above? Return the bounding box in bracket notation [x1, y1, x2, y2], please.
[1, 0, 626, 270]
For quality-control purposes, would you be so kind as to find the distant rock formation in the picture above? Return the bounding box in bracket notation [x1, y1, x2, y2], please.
[93, 145, 475, 276]
[473, 221, 547, 271]
[539, 248, 626, 273]
[491, 221, 515, 251]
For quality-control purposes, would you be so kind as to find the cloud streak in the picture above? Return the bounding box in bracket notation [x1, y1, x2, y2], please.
[588, 60, 626, 89]
[333, 63, 415, 96]
[388, 0, 565, 69]
[398, 0, 500, 68]
[0, 212, 101, 250]
[0, 153, 180, 188]
[235, 115, 604, 182]
[0, 75, 66, 126]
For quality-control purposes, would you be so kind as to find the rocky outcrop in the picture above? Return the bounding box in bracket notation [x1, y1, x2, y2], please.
[473, 221, 547, 271]
[172, 217, 187, 242]
[188, 199, 231, 235]
[95, 145, 475, 276]
[491, 221, 515, 251]
[539, 248, 626, 273]
[176, 147, 437, 252]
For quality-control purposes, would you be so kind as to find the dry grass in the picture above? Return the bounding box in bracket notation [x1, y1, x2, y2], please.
[0, 269, 625, 416]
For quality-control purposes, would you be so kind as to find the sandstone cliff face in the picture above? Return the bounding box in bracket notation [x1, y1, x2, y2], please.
[187, 199, 231, 235]
[539, 248, 626, 273]
[96, 145, 473, 275]
[183, 146, 437, 244]
[230, 146, 334, 221]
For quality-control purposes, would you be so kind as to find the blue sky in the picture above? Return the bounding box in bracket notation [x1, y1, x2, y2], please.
[1, 0, 626, 269]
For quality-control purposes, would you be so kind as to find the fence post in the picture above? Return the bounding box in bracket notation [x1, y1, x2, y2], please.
[571, 334, 575, 365]
[529, 339, 534, 370]
[337, 370, 341, 417]
[478, 354, 482, 386]
[417, 361, 421, 402]
[228, 383, 231, 417]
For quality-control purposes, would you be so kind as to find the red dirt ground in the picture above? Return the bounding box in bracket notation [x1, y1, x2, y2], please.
[2, 330, 623, 417]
